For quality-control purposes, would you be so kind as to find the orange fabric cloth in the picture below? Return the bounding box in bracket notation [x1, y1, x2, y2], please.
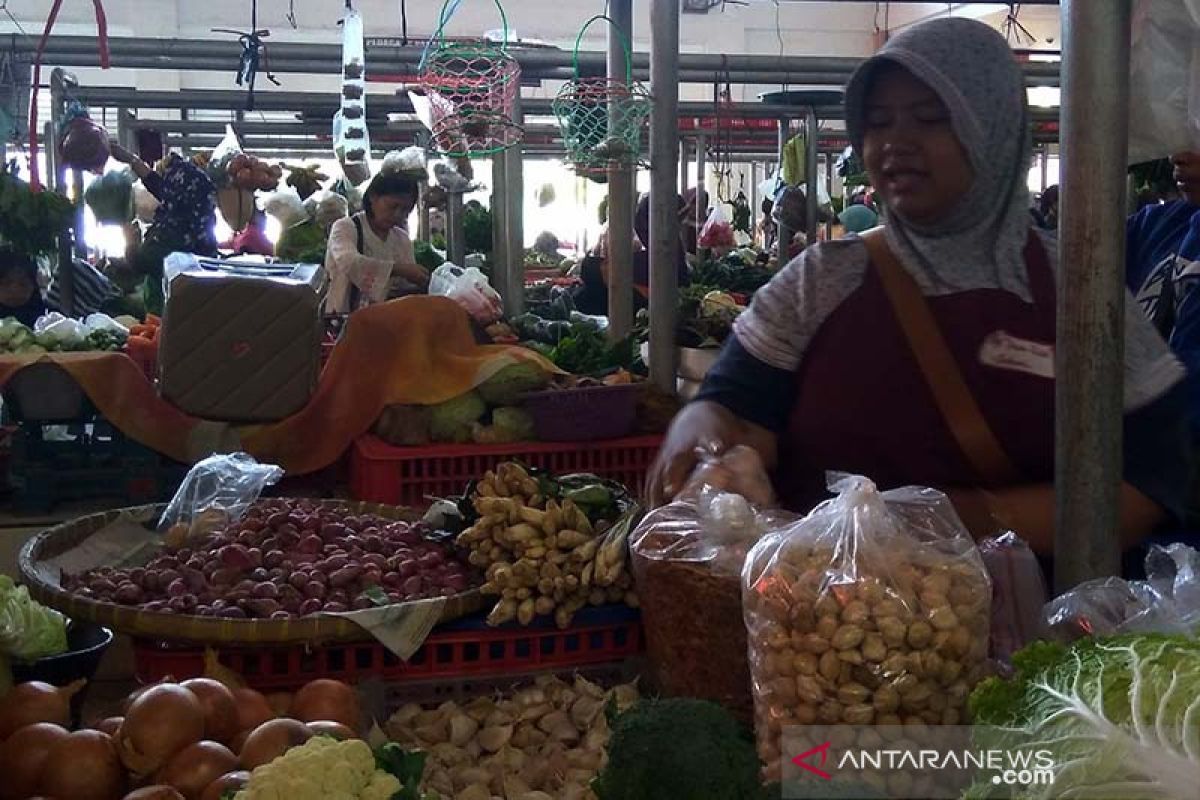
[0, 352, 199, 463]
[241, 296, 558, 473]
[0, 298, 557, 475]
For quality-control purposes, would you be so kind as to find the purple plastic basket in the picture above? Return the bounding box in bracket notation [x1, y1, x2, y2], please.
[522, 384, 639, 442]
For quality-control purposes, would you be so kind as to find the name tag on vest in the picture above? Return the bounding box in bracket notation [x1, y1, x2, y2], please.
[979, 330, 1054, 379]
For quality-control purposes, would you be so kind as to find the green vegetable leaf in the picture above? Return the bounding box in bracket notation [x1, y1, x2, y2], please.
[0, 575, 68, 661]
[376, 743, 428, 800]
[357, 585, 391, 608]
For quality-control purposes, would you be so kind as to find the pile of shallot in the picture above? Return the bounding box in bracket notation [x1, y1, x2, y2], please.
[0, 675, 362, 800]
[62, 499, 477, 619]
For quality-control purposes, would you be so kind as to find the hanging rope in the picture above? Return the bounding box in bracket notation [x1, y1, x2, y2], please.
[27, 0, 109, 191]
[1003, 3, 1034, 46]
[286, 0, 297, 29]
[712, 65, 736, 203]
[400, 0, 409, 46]
[212, 0, 279, 112]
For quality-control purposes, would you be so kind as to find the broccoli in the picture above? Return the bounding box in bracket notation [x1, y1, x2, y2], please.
[592, 698, 764, 800]
[428, 391, 486, 443]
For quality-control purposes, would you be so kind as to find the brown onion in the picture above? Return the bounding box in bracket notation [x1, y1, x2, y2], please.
[0, 680, 84, 739]
[89, 716, 125, 736]
[118, 684, 205, 777]
[155, 741, 237, 800]
[305, 720, 357, 740]
[231, 687, 274, 732]
[289, 680, 361, 731]
[180, 679, 239, 744]
[123, 787, 185, 800]
[198, 770, 250, 800]
[39, 729, 125, 800]
[264, 691, 292, 717]
[238, 718, 311, 770]
[0, 722, 69, 800]
[229, 728, 250, 755]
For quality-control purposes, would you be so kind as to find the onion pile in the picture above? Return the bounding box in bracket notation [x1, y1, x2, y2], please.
[0, 676, 363, 800]
[63, 499, 478, 619]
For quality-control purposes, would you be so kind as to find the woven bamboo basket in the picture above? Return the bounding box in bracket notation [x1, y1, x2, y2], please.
[18, 502, 485, 646]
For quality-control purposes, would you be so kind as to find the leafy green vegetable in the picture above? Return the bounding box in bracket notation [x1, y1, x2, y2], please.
[547, 324, 637, 377]
[689, 254, 773, 294]
[276, 219, 327, 264]
[491, 407, 535, 441]
[84, 169, 134, 224]
[0, 575, 68, 661]
[428, 391, 486, 443]
[414, 240, 446, 271]
[476, 362, 551, 405]
[592, 698, 763, 800]
[374, 743, 428, 800]
[966, 634, 1200, 799]
[0, 169, 74, 258]
[463, 202, 493, 255]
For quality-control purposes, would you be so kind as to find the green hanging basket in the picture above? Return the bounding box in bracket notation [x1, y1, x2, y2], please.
[419, 0, 523, 158]
[551, 15, 652, 176]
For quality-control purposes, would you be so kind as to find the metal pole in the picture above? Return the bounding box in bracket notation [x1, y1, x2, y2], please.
[805, 107, 820, 246]
[1040, 145, 1050, 193]
[417, 183, 431, 243]
[824, 153, 834, 241]
[1055, 0, 1131, 590]
[491, 155, 507, 275]
[606, 0, 635, 341]
[679, 137, 689, 195]
[694, 135, 707, 234]
[446, 192, 466, 266]
[649, 0, 681, 394]
[776, 119, 792, 260]
[502, 96, 525, 318]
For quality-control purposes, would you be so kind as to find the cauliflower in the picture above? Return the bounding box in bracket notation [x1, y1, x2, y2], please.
[234, 737, 403, 800]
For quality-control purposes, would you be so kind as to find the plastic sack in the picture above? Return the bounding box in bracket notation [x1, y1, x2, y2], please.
[158, 452, 284, 541]
[433, 162, 476, 193]
[337, 8, 370, 179]
[429, 263, 504, 324]
[84, 168, 134, 224]
[133, 180, 160, 224]
[1043, 543, 1200, 639]
[978, 531, 1048, 669]
[698, 203, 737, 250]
[207, 125, 243, 189]
[630, 445, 783, 722]
[1128, 0, 1200, 163]
[33, 313, 85, 348]
[83, 313, 128, 335]
[381, 146, 426, 177]
[312, 191, 350, 230]
[261, 189, 310, 229]
[742, 474, 992, 781]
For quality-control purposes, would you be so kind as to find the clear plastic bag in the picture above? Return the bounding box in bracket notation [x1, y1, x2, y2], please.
[158, 453, 284, 542]
[337, 8, 370, 178]
[261, 189, 311, 229]
[629, 446, 784, 722]
[742, 474, 992, 781]
[1043, 543, 1200, 639]
[978, 531, 1047, 670]
[1128, 0, 1200, 162]
[381, 147, 427, 177]
[698, 203, 737, 250]
[429, 263, 504, 324]
[207, 125, 243, 189]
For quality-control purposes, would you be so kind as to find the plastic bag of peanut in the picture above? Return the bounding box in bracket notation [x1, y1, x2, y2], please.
[742, 474, 992, 782]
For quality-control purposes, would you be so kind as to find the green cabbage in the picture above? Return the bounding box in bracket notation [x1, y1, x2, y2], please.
[429, 391, 486, 443]
[84, 169, 135, 224]
[476, 363, 551, 406]
[967, 634, 1200, 799]
[0, 575, 67, 662]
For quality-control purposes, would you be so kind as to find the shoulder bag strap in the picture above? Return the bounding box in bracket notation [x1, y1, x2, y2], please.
[349, 215, 365, 311]
[861, 228, 1022, 486]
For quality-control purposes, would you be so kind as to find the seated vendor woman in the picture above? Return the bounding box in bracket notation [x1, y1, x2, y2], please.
[648, 17, 1192, 557]
[325, 173, 430, 314]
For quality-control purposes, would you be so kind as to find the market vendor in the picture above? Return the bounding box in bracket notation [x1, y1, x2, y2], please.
[648, 17, 1191, 557]
[575, 194, 692, 316]
[324, 172, 430, 314]
[111, 144, 219, 313]
[0, 247, 48, 327]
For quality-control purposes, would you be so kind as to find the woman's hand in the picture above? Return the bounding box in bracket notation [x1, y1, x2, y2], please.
[110, 141, 151, 179]
[646, 400, 778, 508]
[396, 261, 431, 289]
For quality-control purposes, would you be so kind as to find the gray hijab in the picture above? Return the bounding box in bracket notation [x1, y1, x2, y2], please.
[845, 17, 1035, 301]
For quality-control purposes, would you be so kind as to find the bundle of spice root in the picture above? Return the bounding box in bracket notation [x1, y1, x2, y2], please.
[456, 463, 638, 629]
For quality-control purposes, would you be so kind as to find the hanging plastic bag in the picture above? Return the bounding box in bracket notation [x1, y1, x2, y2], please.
[698, 203, 737, 250]
[133, 180, 160, 224]
[84, 169, 135, 225]
[978, 531, 1048, 670]
[381, 146, 427, 177]
[337, 8, 370, 181]
[158, 453, 284, 542]
[312, 190, 350, 230]
[1043, 542, 1200, 639]
[429, 263, 504, 324]
[742, 474, 992, 782]
[629, 445, 783, 722]
[207, 125, 243, 189]
[1128, 0, 1200, 163]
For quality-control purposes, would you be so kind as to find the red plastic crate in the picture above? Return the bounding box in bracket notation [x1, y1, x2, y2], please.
[349, 434, 662, 507]
[132, 608, 643, 691]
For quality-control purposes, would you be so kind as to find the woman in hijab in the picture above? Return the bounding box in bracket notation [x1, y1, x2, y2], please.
[647, 17, 1191, 556]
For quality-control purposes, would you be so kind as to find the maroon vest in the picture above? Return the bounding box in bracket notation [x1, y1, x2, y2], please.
[776, 236, 1056, 513]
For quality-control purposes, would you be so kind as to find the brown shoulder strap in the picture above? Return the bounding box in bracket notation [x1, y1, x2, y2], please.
[861, 228, 1021, 486]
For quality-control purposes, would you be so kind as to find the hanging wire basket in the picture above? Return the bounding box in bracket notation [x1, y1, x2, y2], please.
[418, 0, 523, 158]
[552, 15, 652, 177]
